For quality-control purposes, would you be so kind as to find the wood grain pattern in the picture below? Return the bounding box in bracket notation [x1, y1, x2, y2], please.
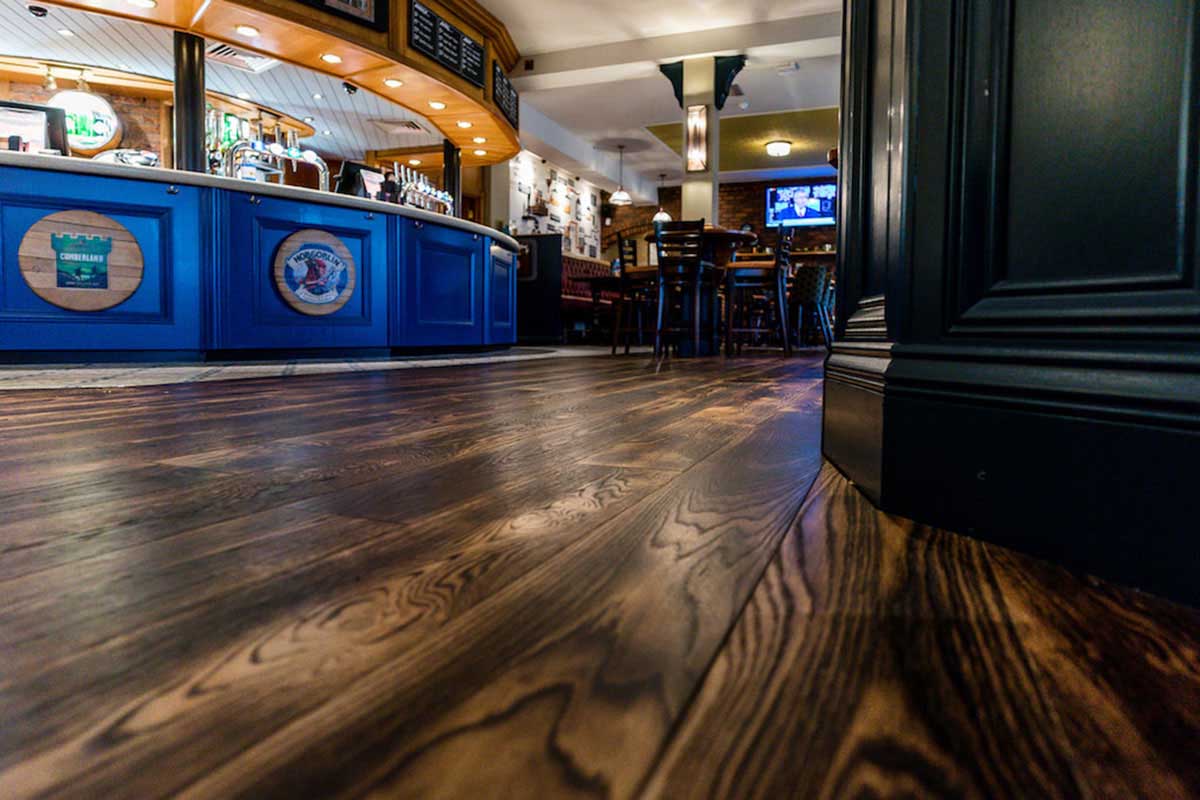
[17, 210, 144, 311]
[0, 355, 821, 798]
[1, 355, 1196, 799]
[643, 463, 1200, 799]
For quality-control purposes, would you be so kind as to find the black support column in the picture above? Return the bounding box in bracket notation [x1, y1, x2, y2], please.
[442, 139, 462, 217]
[173, 31, 207, 173]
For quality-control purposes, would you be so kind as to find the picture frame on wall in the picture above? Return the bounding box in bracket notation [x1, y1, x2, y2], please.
[291, 0, 388, 31]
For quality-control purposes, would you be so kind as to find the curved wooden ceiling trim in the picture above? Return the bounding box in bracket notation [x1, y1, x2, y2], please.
[41, 0, 521, 163]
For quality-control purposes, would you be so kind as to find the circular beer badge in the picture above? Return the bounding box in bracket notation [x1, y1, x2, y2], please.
[273, 229, 356, 316]
[18, 209, 144, 312]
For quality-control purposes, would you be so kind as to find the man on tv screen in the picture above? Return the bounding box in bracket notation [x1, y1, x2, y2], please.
[776, 186, 822, 220]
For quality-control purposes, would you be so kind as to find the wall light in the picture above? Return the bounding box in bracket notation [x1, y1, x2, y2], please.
[686, 104, 707, 172]
[765, 140, 792, 157]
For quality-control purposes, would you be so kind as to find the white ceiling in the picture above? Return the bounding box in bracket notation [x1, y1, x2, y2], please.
[0, 0, 441, 159]
[478, 0, 840, 56]
[520, 56, 840, 179]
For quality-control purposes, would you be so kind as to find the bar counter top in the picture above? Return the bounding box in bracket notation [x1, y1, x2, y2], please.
[0, 151, 519, 252]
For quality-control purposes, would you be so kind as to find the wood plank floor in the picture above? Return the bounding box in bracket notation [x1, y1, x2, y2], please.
[0, 354, 1197, 799]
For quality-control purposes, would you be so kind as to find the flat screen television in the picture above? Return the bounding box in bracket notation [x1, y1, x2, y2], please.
[0, 100, 69, 155]
[765, 182, 837, 227]
[334, 160, 384, 198]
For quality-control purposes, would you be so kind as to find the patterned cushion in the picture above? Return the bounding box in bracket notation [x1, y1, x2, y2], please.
[791, 265, 828, 305]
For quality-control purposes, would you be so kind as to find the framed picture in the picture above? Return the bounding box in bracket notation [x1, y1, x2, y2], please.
[291, 0, 388, 31]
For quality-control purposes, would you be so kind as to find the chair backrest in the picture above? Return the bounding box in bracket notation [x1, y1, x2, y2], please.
[791, 264, 829, 305]
[773, 225, 796, 270]
[654, 219, 705, 270]
[617, 232, 638, 270]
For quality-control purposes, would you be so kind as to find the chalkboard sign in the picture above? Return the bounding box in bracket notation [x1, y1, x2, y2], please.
[409, 0, 485, 88]
[290, 0, 388, 32]
[493, 61, 519, 129]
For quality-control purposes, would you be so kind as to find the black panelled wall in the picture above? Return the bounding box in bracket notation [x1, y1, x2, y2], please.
[825, 0, 1200, 604]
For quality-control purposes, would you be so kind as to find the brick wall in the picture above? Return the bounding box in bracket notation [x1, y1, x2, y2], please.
[604, 178, 837, 252]
[3, 79, 164, 153]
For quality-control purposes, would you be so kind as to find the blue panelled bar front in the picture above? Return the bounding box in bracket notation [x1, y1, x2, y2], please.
[0, 154, 519, 359]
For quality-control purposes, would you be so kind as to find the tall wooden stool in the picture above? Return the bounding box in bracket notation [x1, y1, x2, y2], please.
[653, 219, 714, 358]
[611, 233, 657, 355]
[724, 225, 794, 356]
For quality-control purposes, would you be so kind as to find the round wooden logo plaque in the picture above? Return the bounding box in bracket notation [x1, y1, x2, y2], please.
[273, 229, 357, 316]
[18, 210, 144, 312]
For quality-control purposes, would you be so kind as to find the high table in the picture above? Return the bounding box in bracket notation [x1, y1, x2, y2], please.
[634, 227, 759, 356]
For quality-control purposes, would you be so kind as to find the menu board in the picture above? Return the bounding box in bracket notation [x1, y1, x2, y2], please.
[493, 61, 519, 130]
[409, 0, 485, 88]
[290, 0, 388, 32]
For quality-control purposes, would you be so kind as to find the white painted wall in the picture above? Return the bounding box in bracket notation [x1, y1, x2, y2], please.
[508, 150, 605, 259]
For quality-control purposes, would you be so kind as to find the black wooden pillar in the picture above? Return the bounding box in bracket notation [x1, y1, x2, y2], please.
[442, 139, 462, 217]
[827, 0, 1200, 606]
[173, 31, 207, 173]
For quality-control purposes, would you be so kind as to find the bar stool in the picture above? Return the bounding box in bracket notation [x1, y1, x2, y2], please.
[653, 219, 713, 358]
[723, 225, 793, 356]
[791, 263, 833, 350]
[611, 233, 657, 355]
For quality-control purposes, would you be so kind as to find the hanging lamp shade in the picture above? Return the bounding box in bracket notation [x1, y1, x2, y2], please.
[651, 172, 671, 222]
[610, 144, 633, 206]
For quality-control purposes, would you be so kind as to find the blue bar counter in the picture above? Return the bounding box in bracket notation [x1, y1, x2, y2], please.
[0, 153, 519, 360]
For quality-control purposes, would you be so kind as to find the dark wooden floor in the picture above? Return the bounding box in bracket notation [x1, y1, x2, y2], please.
[0, 355, 1197, 799]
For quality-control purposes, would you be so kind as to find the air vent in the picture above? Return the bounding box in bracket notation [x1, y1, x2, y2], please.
[206, 43, 280, 74]
[368, 119, 430, 136]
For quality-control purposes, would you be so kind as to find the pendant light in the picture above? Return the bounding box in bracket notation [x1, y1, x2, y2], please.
[609, 144, 632, 206]
[651, 173, 672, 223]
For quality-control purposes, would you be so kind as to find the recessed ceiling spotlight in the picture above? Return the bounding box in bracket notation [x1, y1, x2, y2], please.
[118, 63, 132, 71]
[127, 0, 157, 8]
[765, 140, 792, 157]
[322, 129, 332, 135]
[472, 136, 486, 144]
[234, 24, 260, 37]
[303, 116, 315, 123]
[312, 92, 323, 100]
[428, 100, 446, 110]
[57, 28, 74, 37]
[456, 120, 472, 129]
[237, 91, 250, 100]
[320, 54, 342, 64]
[473, 149, 487, 156]
[408, 159, 421, 166]
[384, 78, 404, 88]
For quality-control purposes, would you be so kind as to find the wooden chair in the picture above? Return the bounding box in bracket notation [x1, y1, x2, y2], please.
[723, 225, 793, 356]
[791, 263, 833, 351]
[611, 233, 657, 355]
[653, 219, 714, 358]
